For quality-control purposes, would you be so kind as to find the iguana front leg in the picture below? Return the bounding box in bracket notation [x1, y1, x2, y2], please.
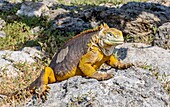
[79, 50, 113, 80]
[107, 55, 133, 69]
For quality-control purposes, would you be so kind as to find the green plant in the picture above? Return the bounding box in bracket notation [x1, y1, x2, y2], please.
[19, 16, 48, 28]
[0, 21, 33, 50]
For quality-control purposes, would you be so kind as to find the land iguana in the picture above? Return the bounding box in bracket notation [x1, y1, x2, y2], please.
[8, 23, 133, 101]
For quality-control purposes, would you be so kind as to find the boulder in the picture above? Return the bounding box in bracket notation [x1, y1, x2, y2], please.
[52, 16, 90, 33]
[16, 1, 49, 17]
[152, 22, 170, 49]
[0, 47, 42, 77]
[27, 43, 170, 107]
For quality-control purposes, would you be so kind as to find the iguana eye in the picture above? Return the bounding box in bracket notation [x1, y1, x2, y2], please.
[107, 32, 115, 37]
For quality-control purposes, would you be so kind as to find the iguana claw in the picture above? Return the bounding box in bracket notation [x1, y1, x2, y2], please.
[34, 85, 51, 102]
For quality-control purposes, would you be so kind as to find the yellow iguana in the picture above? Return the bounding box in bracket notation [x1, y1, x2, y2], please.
[8, 23, 132, 101]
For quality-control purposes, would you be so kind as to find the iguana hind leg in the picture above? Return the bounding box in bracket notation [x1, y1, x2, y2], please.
[29, 67, 56, 93]
[6, 67, 56, 103]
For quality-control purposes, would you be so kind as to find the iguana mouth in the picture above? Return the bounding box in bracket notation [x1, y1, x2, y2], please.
[104, 39, 124, 45]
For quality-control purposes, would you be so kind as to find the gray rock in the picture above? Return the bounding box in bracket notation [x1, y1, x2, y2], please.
[116, 43, 170, 83]
[26, 43, 170, 107]
[152, 22, 170, 49]
[124, 5, 167, 41]
[0, 50, 34, 76]
[52, 16, 90, 32]
[31, 69, 169, 107]
[0, 18, 6, 30]
[0, 47, 42, 77]
[0, 0, 5, 3]
[2, 0, 57, 4]
[40, 0, 58, 8]
[0, 50, 35, 64]
[148, 0, 170, 6]
[0, 31, 6, 38]
[22, 46, 42, 59]
[16, 1, 49, 17]
[31, 26, 43, 35]
[42, 8, 69, 21]
[0, 0, 17, 11]
[99, 2, 122, 8]
[0, 58, 18, 77]
[2, 0, 23, 3]
[105, 2, 170, 37]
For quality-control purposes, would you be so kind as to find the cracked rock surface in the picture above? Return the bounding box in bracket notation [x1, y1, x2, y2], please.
[27, 43, 170, 107]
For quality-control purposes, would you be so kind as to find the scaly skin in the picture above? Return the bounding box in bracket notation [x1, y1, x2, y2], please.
[7, 23, 133, 102]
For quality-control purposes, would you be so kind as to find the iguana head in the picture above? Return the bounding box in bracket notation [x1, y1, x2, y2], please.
[97, 23, 124, 56]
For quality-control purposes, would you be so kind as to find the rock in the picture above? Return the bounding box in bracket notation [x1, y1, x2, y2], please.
[0, 0, 17, 11]
[16, 1, 49, 17]
[52, 16, 90, 32]
[21, 46, 42, 59]
[26, 43, 170, 107]
[0, 50, 35, 76]
[115, 43, 170, 83]
[0, 50, 35, 64]
[0, 47, 42, 77]
[0, 58, 18, 77]
[2, 0, 23, 3]
[0, 0, 5, 3]
[148, 0, 170, 6]
[106, 2, 170, 37]
[40, 0, 58, 8]
[152, 22, 170, 49]
[30, 69, 169, 107]
[0, 18, 6, 30]
[0, 31, 6, 38]
[99, 2, 122, 8]
[31, 26, 43, 35]
[42, 8, 69, 21]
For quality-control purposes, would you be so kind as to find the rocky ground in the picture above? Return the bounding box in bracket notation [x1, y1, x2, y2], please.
[0, 0, 170, 107]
